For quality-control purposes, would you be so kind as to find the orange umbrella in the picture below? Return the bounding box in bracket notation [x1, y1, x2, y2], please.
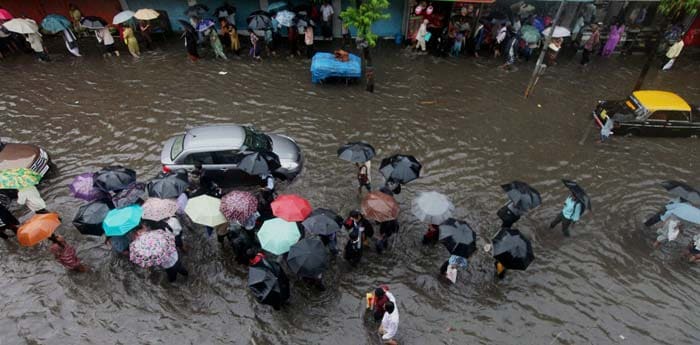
[17, 213, 61, 246]
[361, 191, 399, 222]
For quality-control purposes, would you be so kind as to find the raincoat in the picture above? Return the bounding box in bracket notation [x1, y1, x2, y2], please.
[123, 27, 140, 56]
[561, 196, 582, 222]
[209, 29, 227, 59]
[602, 24, 624, 56]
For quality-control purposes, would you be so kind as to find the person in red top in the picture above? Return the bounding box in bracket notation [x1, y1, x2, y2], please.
[371, 287, 390, 321]
[48, 234, 88, 272]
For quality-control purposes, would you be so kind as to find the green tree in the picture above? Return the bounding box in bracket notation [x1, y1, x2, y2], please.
[340, 0, 390, 70]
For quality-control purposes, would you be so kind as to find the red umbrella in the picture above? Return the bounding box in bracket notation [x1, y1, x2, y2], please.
[0, 9, 13, 21]
[361, 191, 399, 222]
[271, 194, 312, 222]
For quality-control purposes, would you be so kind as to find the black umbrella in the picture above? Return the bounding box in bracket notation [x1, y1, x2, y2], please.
[185, 4, 209, 17]
[214, 4, 237, 18]
[147, 170, 189, 199]
[287, 238, 329, 278]
[178, 19, 195, 33]
[562, 179, 592, 214]
[93, 166, 137, 192]
[492, 228, 534, 270]
[661, 180, 700, 206]
[72, 200, 111, 236]
[80, 16, 107, 29]
[337, 142, 376, 163]
[302, 208, 342, 235]
[247, 10, 272, 30]
[501, 181, 541, 212]
[112, 182, 146, 208]
[236, 151, 281, 175]
[248, 260, 290, 307]
[379, 154, 422, 184]
[439, 218, 477, 258]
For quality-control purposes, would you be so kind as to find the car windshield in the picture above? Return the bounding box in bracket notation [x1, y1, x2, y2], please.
[243, 127, 272, 151]
[628, 96, 649, 119]
[170, 135, 185, 160]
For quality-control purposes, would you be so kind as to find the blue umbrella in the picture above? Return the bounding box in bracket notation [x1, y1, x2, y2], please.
[257, 218, 301, 255]
[267, 1, 288, 13]
[275, 10, 296, 28]
[103, 205, 143, 237]
[661, 202, 700, 225]
[41, 14, 71, 33]
[196, 18, 215, 32]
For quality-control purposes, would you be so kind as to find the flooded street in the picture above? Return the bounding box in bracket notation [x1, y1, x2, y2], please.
[2, 38, 700, 345]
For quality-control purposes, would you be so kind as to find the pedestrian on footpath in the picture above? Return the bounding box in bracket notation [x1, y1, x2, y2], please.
[320, 1, 334, 40]
[662, 37, 684, 71]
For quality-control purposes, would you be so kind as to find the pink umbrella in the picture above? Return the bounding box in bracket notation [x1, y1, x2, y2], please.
[129, 230, 176, 268]
[0, 9, 13, 21]
[220, 191, 258, 223]
[142, 198, 178, 221]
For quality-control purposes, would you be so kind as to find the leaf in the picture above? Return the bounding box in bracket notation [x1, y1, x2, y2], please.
[339, 0, 391, 47]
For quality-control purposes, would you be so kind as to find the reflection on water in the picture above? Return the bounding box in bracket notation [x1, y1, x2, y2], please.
[1, 38, 699, 344]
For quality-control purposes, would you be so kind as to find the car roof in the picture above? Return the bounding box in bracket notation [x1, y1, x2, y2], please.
[632, 90, 691, 112]
[183, 125, 246, 150]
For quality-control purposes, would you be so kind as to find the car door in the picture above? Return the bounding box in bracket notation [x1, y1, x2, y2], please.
[665, 111, 692, 137]
[210, 150, 247, 187]
[642, 111, 668, 136]
[181, 151, 227, 186]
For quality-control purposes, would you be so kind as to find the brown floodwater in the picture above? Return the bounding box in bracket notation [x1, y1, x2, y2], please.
[1, 37, 699, 345]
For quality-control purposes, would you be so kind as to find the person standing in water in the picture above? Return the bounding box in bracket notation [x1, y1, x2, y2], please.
[356, 160, 371, 194]
[95, 26, 119, 57]
[122, 26, 140, 57]
[61, 28, 81, 57]
[208, 28, 227, 60]
[48, 234, 89, 272]
[549, 192, 583, 237]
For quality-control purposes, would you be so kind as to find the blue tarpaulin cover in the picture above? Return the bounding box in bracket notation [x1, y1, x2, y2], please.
[310, 52, 362, 84]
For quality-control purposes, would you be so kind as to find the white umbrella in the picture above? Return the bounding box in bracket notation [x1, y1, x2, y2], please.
[412, 191, 454, 225]
[2, 18, 39, 34]
[185, 195, 227, 227]
[542, 26, 571, 38]
[113, 10, 135, 25]
[134, 9, 160, 21]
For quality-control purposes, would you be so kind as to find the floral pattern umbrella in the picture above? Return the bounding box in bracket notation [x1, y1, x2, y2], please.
[220, 191, 258, 223]
[69, 172, 108, 201]
[142, 198, 178, 221]
[0, 168, 41, 189]
[129, 229, 177, 268]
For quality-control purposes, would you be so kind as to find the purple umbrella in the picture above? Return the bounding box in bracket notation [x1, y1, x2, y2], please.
[69, 173, 109, 201]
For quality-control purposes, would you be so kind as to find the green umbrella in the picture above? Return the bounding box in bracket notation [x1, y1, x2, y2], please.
[185, 195, 227, 227]
[257, 217, 301, 255]
[0, 168, 41, 189]
[520, 25, 541, 44]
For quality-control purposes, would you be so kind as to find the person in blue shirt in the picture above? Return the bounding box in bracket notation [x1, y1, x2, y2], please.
[549, 194, 583, 237]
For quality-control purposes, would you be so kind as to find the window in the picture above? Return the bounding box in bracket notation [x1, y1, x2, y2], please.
[648, 112, 668, 121]
[243, 127, 272, 151]
[666, 111, 689, 122]
[184, 152, 214, 165]
[170, 135, 185, 160]
[211, 150, 241, 164]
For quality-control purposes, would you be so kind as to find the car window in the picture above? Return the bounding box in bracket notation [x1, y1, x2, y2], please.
[170, 135, 185, 160]
[666, 111, 689, 122]
[648, 112, 668, 121]
[212, 150, 241, 164]
[243, 127, 272, 151]
[184, 152, 214, 165]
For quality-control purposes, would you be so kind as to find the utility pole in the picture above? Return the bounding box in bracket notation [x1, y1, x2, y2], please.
[524, 0, 567, 98]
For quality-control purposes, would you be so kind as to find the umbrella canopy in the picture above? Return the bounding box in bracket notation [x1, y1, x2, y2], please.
[662, 180, 700, 206]
[663, 202, 700, 225]
[501, 180, 542, 212]
[17, 213, 61, 246]
[287, 238, 329, 278]
[275, 10, 296, 27]
[412, 191, 454, 224]
[146, 170, 188, 199]
[267, 1, 288, 13]
[236, 151, 281, 176]
[0, 168, 41, 189]
[41, 14, 71, 33]
[134, 9, 160, 21]
[492, 228, 534, 270]
[248, 261, 288, 306]
[247, 10, 272, 30]
[257, 217, 301, 255]
[142, 198, 178, 221]
[520, 24, 541, 44]
[113, 10, 135, 25]
[220, 190, 258, 223]
[129, 229, 177, 268]
[271, 194, 312, 222]
[111, 182, 146, 208]
[214, 4, 237, 18]
[185, 4, 209, 17]
[185, 195, 227, 227]
[562, 179, 591, 214]
[103, 205, 143, 237]
[196, 18, 215, 32]
[178, 19, 196, 33]
[69, 172, 109, 201]
[302, 208, 342, 235]
[380, 154, 422, 184]
[0, 9, 13, 20]
[73, 201, 111, 236]
[361, 191, 399, 222]
[542, 26, 571, 38]
[337, 142, 376, 163]
[2, 18, 39, 34]
[439, 218, 477, 258]
[80, 16, 107, 30]
[93, 166, 137, 192]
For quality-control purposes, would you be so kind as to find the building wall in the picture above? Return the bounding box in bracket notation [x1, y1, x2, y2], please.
[339, 0, 406, 37]
[0, 0, 121, 24]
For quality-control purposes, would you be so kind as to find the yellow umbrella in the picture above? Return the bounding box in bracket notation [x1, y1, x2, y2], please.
[134, 9, 160, 21]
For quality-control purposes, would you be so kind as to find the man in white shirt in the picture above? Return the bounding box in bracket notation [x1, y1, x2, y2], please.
[17, 186, 47, 213]
[320, 1, 334, 40]
[379, 300, 399, 345]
